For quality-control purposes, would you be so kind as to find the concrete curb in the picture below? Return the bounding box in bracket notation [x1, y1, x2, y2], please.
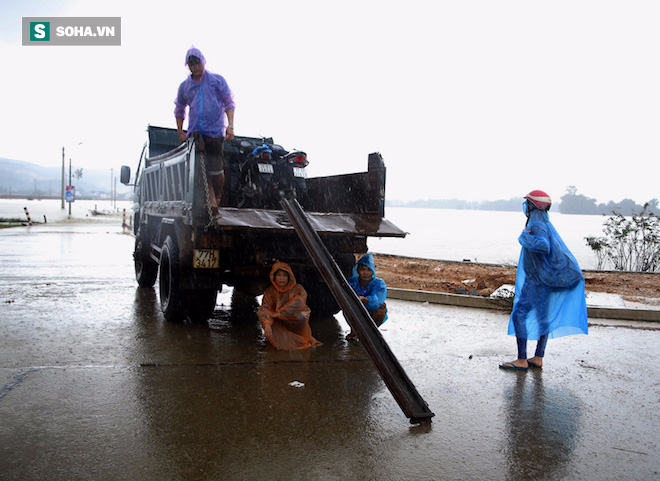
[388, 287, 660, 322]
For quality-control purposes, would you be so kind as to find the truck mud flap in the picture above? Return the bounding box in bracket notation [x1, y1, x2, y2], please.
[281, 197, 434, 424]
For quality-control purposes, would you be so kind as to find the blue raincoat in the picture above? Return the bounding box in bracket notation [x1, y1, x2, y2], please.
[507, 208, 588, 340]
[174, 48, 235, 139]
[348, 254, 388, 323]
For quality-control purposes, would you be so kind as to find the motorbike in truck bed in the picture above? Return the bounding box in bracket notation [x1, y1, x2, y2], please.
[121, 125, 406, 322]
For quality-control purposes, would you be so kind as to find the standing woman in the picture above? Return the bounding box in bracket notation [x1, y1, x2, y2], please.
[499, 190, 588, 371]
[258, 262, 322, 350]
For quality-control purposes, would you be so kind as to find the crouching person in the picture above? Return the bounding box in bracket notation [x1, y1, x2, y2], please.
[258, 262, 322, 350]
[346, 254, 388, 341]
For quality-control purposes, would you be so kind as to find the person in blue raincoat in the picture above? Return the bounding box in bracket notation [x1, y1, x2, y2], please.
[346, 254, 388, 341]
[499, 190, 588, 371]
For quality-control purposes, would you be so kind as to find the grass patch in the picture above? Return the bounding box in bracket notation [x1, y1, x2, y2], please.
[0, 217, 30, 229]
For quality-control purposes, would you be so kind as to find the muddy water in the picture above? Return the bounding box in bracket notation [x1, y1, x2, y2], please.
[1, 220, 659, 480]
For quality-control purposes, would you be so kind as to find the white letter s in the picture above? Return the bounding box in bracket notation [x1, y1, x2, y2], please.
[34, 24, 46, 39]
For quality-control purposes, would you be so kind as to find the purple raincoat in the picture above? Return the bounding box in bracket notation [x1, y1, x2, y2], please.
[174, 48, 235, 139]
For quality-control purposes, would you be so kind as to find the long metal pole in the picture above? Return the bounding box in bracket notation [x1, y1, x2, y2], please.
[61, 147, 65, 209]
[281, 197, 434, 424]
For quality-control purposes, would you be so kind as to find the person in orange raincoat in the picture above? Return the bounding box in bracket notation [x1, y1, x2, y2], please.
[258, 262, 322, 350]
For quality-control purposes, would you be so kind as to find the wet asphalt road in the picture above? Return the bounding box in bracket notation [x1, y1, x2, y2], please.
[1, 218, 659, 481]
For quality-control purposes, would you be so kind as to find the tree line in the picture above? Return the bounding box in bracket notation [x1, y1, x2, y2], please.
[387, 186, 659, 216]
[559, 186, 659, 215]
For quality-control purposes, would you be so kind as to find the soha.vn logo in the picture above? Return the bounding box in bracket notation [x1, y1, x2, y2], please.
[31, 22, 116, 40]
[24, 17, 121, 46]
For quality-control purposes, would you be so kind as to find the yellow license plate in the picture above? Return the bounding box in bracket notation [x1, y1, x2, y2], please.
[193, 249, 219, 268]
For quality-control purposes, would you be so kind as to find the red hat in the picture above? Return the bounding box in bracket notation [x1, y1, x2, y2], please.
[525, 190, 552, 210]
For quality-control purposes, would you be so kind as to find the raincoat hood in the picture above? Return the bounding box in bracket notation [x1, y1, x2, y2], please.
[185, 46, 206, 66]
[352, 254, 377, 279]
[269, 261, 297, 293]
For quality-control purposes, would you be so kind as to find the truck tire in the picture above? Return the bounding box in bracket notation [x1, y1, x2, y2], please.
[185, 289, 218, 323]
[230, 287, 259, 319]
[306, 282, 340, 317]
[305, 254, 354, 317]
[159, 235, 186, 322]
[134, 237, 158, 288]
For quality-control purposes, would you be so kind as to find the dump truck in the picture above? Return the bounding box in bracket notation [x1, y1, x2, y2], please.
[121, 126, 434, 424]
[120, 125, 406, 322]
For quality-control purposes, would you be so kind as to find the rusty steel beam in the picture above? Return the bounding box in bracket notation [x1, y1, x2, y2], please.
[281, 197, 434, 424]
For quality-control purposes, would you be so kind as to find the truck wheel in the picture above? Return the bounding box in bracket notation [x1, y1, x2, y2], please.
[135, 237, 158, 288]
[186, 289, 218, 323]
[230, 287, 259, 319]
[159, 235, 186, 322]
[303, 254, 354, 317]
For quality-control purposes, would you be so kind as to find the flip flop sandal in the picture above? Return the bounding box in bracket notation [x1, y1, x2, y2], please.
[499, 362, 528, 371]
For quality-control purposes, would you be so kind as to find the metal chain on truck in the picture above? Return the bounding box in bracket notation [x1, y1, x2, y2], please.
[197, 144, 218, 231]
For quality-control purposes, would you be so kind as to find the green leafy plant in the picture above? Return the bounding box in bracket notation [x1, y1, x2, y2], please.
[585, 203, 660, 272]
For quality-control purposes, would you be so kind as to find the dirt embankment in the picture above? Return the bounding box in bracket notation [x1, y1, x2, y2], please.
[371, 254, 660, 306]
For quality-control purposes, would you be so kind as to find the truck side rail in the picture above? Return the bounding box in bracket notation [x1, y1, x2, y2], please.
[140, 141, 197, 216]
[281, 197, 434, 424]
[303, 153, 386, 216]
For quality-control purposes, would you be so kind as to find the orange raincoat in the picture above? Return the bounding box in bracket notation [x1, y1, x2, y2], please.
[258, 262, 322, 350]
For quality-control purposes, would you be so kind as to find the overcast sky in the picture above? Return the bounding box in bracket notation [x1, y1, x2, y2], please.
[1, 0, 658, 203]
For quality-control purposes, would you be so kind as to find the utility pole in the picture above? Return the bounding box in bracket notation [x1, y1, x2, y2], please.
[68, 158, 72, 218]
[62, 142, 82, 209]
[61, 147, 65, 209]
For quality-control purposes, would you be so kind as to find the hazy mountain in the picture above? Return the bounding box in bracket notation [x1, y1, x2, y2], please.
[0, 158, 130, 198]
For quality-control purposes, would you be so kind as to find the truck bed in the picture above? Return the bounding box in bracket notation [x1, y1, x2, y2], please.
[136, 126, 405, 239]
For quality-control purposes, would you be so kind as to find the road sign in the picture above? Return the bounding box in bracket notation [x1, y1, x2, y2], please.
[65, 185, 75, 203]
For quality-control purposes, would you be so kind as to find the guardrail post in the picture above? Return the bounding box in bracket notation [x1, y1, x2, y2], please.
[23, 207, 33, 226]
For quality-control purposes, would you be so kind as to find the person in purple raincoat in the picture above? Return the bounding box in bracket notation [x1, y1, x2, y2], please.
[174, 46, 235, 207]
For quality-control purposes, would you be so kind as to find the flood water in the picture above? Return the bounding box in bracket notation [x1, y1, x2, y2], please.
[0, 207, 659, 480]
[1, 199, 606, 268]
[370, 206, 608, 269]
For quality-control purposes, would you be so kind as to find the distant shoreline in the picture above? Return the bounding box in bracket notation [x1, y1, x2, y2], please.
[0, 194, 129, 201]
